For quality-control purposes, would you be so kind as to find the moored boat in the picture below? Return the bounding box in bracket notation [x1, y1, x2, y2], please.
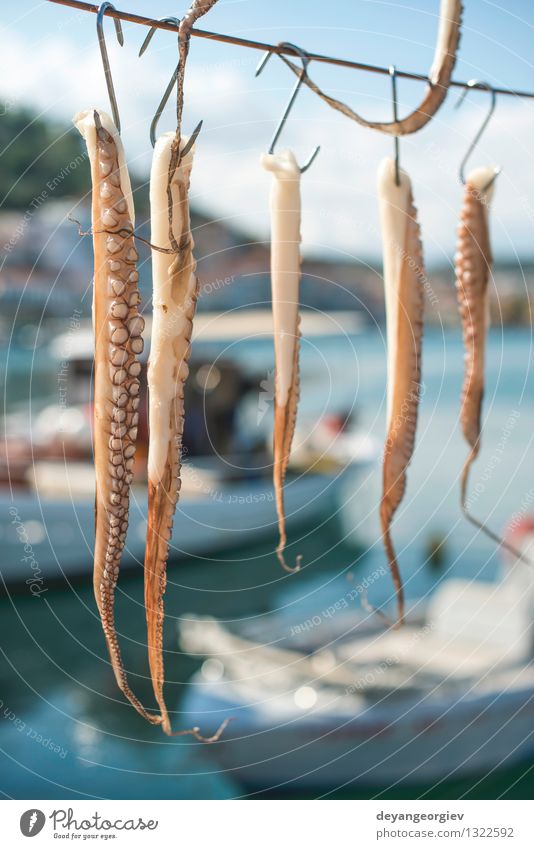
[179, 559, 534, 790]
[1, 313, 374, 586]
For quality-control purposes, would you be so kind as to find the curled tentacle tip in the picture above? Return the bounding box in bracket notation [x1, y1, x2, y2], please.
[276, 548, 302, 573]
[462, 503, 534, 569]
[361, 590, 399, 630]
[166, 717, 234, 742]
[195, 716, 234, 744]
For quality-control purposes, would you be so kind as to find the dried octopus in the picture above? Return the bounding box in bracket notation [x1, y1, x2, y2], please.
[378, 158, 426, 626]
[74, 0, 229, 740]
[261, 149, 303, 572]
[74, 109, 160, 724]
[76, 113, 228, 739]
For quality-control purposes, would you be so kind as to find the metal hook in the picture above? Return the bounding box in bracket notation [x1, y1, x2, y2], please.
[139, 16, 202, 154]
[138, 16, 178, 58]
[96, 2, 124, 133]
[389, 66, 400, 186]
[255, 42, 320, 174]
[455, 80, 500, 190]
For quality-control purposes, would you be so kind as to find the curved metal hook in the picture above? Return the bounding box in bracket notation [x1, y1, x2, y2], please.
[138, 16, 179, 58]
[96, 2, 124, 133]
[455, 80, 500, 190]
[255, 42, 320, 173]
[139, 16, 202, 153]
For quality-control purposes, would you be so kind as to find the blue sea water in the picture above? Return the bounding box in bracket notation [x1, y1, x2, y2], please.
[1, 325, 534, 799]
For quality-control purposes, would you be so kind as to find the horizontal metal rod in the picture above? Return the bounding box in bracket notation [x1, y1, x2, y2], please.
[48, 0, 534, 100]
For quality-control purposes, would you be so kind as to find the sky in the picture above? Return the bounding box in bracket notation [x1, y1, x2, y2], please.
[2, 0, 534, 264]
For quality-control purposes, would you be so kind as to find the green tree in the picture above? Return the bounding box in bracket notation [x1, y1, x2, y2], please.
[0, 105, 89, 209]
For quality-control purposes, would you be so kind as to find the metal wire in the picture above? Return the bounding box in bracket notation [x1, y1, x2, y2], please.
[47, 0, 534, 101]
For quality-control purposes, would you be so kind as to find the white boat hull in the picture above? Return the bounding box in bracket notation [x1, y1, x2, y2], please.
[179, 574, 534, 791]
[0, 467, 358, 585]
[181, 674, 534, 790]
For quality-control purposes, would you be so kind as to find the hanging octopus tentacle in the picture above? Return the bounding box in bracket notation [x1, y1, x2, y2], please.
[455, 169, 532, 566]
[273, 318, 302, 572]
[74, 108, 161, 725]
[378, 158, 426, 627]
[145, 134, 231, 741]
[279, 0, 463, 136]
[456, 169, 493, 504]
[262, 149, 303, 573]
[146, 132, 227, 738]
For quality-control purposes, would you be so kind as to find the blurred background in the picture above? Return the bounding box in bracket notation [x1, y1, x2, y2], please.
[1, 0, 534, 800]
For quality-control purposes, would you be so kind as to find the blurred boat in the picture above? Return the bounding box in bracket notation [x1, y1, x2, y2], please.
[0, 460, 370, 585]
[0, 313, 375, 585]
[179, 561, 534, 790]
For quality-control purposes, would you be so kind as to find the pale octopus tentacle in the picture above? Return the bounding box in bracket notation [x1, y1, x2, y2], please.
[280, 0, 462, 136]
[143, 0, 229, 741]
[145, 133, 201, 735]
[378, 158, 426, 627]
[262, 150, 303, 573]
[74, 109, 161, 724]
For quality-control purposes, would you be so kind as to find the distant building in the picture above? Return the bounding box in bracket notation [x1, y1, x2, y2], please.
[1, 197, 533, 326]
